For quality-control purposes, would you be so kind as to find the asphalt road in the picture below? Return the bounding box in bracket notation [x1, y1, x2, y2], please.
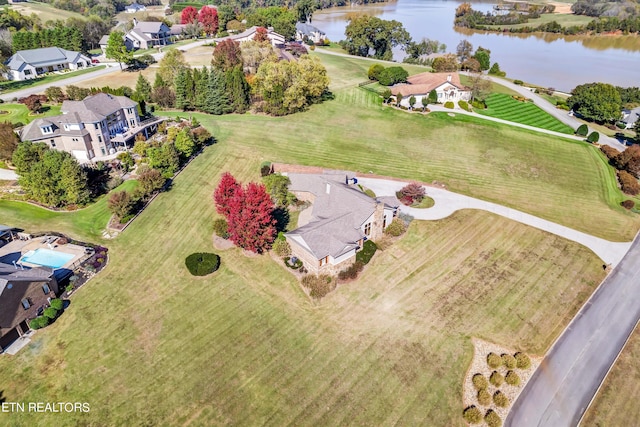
[505, 232, 640, 427]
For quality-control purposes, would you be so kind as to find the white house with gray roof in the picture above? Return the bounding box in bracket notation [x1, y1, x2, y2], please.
[126, 19, 171, 50]
[5, 47, 91, 81]
[295, 22, 326, 44]
[19, 93, 142, 161]
[284, 172, 398, 274]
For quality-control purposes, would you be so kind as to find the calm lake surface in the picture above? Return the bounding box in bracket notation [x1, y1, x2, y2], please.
[312, 0, 640, 91]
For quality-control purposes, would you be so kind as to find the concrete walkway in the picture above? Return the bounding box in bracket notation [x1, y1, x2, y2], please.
[357, 177, 631, 266]
[0, 169, 17, 180]
[505, 232, 640, 427]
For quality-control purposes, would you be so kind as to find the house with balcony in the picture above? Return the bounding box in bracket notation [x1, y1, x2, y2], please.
[295, 22, 326, 44]
[5, 47, 91, 81]
[126, 19, 171, 50]
[18, 93, 163, 162]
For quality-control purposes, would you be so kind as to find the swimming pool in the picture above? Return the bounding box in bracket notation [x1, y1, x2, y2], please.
[20, 248, 75, 269]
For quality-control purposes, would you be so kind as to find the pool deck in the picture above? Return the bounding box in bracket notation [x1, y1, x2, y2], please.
[0, 236, 87, 270]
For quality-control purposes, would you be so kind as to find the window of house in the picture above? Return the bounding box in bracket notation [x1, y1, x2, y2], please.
[364, 223, 372, 236]
[319, 256, 328, 266]
[101, 148, 106, 155]
[50, 139, 56, 147]
[130, 119, 135, 127]
[42, 284, 50, 294]
[94, 123, 99, 129]
[98, 136, 102, 143]
[21, 299, 31, 310]
[24, 69, 31, 75]
[41, 126, 52, 134]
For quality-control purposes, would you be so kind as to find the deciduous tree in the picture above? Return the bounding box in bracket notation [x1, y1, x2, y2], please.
[212, 39, 242, 71]
[158, 49, 187, 85]
[198, 6, 219, 36]
[456, 39, 473, 62]
[568, 82, 622, 123]
[0, 122, 19, 160]
[214, 172, 242, 217]
[253, 26, 269, 42]
[431, 54, 459, 72]
[108, 190, 134, 220]
[343, 15, 411, 60]
[105, 31, 132, 70]
[44, 86, 65, 103]
[181, 6, 199, 24]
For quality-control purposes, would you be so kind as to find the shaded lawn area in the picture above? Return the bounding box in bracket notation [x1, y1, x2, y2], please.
[0, 141, 606, 424]
[0, 103, 61, 125]
[476, 93, 575, 134]
[0, 66, 106, 95]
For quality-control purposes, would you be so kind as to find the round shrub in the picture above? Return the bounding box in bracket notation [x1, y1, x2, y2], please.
[513, 79, 523, 85]
[472, 373, 488, 390]
[43, 307, 58, 320]
[384, 218, 407, 237]
[493, 390, 509, 407]
[444, 101, 454, 109]
[272, 238, 291, 257]
[213, 218, 229, 239]
[185, 252, 220, 276]
[477, 389, 491, 406]
[458, 100, 471, 111]
[463, 405, 483, 424]
[587, 131, 600, 143]
[575, 124, 588, 136]
[487, 352, 502, 369]
[485, 409, 502, 427]
[621, 200, 635, 210]
[489, 370, 504, 387]
[29, 316, 48, 330]
[505, 370, 521, 386]
[515, 352, 531, 369]
[50, 298, 64, 311]
[501, 353, 517, 369]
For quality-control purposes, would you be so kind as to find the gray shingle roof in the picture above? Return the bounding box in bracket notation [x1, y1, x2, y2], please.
[296, 22, 324, 36]
[134, 21, 169, 34]
[0, 262, 54, 296]
[6, 47, 88, 71]
[99, 35, 110, 46]
[62, 92, 136, 119]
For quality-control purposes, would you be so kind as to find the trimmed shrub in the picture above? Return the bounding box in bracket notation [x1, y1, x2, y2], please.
[472, 373, 488, 390]
[301, 274, 336, 299]
[575, 124, 588, 136]
[501, 353, 517, 369]
[399, 182, 425, 205]
[493, 390, 509, 407]
[587, 131, 600, 143]
[477, 389, 491, 406]
[444, 101, 454, 109]
[284, 256, 303, 269]
[356, 240, 377, 264]
[368, 64, 385, 81]
[337, 261, 365, 280]
[487, 352, 502, 368]
[471, 99, 486, 109]
[513, 79, 523, 85]
[618, 170, 640, 195]
[364, 189, 376, 198]
[384, 218, 407, 237]
[489, 370, 504, 387]
[505, 370, 521, 386]
[621, 199, 635, 210]
[378, 66, 408, 86]
[50, 299, 64, 311]
[29, 316, 48, 330]
[600, 145, 620, 160]
[260, 161, 272, 177]
[272, 238, 291, 257]
[185, 253, 220, 276]
[514, 352, 531, 369]
[43, 307, 58, 320]
[213, 218, 229, 239]
[463, 405, 483, 424]
[485, 409, 502, 427]
[458, 100, 471, 111]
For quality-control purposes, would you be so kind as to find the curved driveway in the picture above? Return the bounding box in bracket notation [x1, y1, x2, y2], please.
[357, 177, 630, 266]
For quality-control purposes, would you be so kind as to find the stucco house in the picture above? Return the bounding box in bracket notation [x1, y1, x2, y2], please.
[125, 1, 146, 13]
[0, 262, 58, 352]
[18, 93, 151, 162]
[284, 172, 398, 275]
[390, 72, 471, 108]
[217, 26, 286, 47]
[5, 47, 91, 81]
[295, 22, 326, 44]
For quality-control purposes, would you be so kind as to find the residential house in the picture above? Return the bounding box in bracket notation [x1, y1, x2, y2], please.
[295, 22, 326, 44]
[390, 72, 471, 108]
[284, 172, 398, 274]
[18, 93, 149, 162]
[125, 19, 171, 50]
[0, 262, 58, 352]
[622, 107, 640, 129]
[125, 2, 146, 13]
[5, 47, 91, 81]
[217, 26, 286, 47]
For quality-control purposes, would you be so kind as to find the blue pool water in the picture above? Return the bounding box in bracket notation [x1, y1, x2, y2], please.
[21, 248, 74, 269]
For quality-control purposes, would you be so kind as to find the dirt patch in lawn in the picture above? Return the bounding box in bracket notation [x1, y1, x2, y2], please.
[212, 235, 235, 250]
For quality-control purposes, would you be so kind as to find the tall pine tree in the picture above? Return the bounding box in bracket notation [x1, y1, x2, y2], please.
[174, 68, 191, 111]
[194, 67, 209, 111]
[205, 67, 231, 115]
[135, 74, 152, 102]
[225, 65, 250, 113]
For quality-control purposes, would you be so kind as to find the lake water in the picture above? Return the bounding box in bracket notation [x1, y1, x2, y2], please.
[312, 0, 640, 91]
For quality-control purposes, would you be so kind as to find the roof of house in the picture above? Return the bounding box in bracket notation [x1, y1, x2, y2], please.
[622, 106, 640, 124]
[223, 26, 285, 42]
[170, 24, 186, 36]
[390, 72, 469, 96]
[62, 92, 137, 118]
[127, 28, 152, 42]
[295, 22, 325, 36]
[126, 2, 146, 10]
[6, 47, 89, 72]
[285, 173, 397, 260]
[134, 21, 170, 34]
[0, 262, 54, 295]
[99, 35, 110, 46]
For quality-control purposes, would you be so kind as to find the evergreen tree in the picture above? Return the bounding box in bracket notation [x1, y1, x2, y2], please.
[225, 65, 250, 113]
[174, 68, 190, 111]
[194, 67, 209, 111]
[135, 74, 152, 102]
[205, 68, 231, 115]
[154, 73, 167, 89]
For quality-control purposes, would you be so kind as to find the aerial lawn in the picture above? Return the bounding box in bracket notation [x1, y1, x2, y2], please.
[0, 103, 61, 125]
[485, 12, 594, 30]
[476, 93, 575, 134]
[4, 1, 85, 23]
[0, 143, 606, 424]
[0, 66, 107, 95]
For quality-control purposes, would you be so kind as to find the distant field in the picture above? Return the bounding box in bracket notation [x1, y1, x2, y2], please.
[0, 103, 61, 125]
[477, 93, 575, 134]
[71, 67, 157, 90]
[486, 12, 593, 29]
[182, 45, 214, 67]
[4, 1, 85, 22]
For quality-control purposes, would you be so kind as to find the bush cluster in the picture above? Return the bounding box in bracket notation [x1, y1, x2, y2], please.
[487, 352, 502, 368]
[505, 370, 521, 386]
[489, 370, 504, 387]
[458, 100, 471, 111]
[493, 390, 509, 407]
[621, 199, 635, 209]
[444, 101, 454, 109]
[463, 406, 483, 424]
[501, 353, 517, 369]
[472, 99, 486, 109]
[575, 124, 589, 137]
[272, 238, 291, 257]
[301, 274, 336, 299]
[398, 182, 425, 205]
[356, 240, 377, 264]
[514, 352, 531, 369]
[338, 261, 364, 280]
[618, 170, 640, 195]
[185, 253, 220, 276]
[284, 256, 303, 269]
[29, 316, 49, 330]
[472, 373, 488, 390]
[485, 409, 502, 427]
[213, 218, 229, 239]
[477, 389, 491, 406]
[513, 79, 524, 85]
[600, 145, 620, 160]
[587, 131, 600, 143]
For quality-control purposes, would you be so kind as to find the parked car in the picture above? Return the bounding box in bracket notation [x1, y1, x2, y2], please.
[91, 58, 100, 64]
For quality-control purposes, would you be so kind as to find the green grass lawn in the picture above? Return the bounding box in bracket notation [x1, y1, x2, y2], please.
[486, 12, 594, 29]
[476, 93, 575, 134]
[3, 1, 86, 22]
[0, 66, 106, 95]
[0, 103, 61, 125]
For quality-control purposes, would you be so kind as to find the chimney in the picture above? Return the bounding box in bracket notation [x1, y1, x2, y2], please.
[325, 183, 331, 194]
[447, 74, 452, 82]
[133, 17, 138, 27]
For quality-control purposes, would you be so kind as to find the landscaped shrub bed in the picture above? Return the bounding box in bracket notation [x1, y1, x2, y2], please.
[384, 218, 407, 236]
[472, 373, 488, 390]
[477, 389, 491, 406]
[487, 352, 502, 368]
[185, 252, 220, 276]
[284, 256, 303, 269]
[493, 391, 509, 407]
[397, 182, 426, 205]
[505, 370, 521, 386]
[458, 100, 471, 111]
[501, 353, 517, 369]
[489, 371, 504, 387]
[514, 352, 531, 369]
[463, 406, 483, 424]
[84, 246, 108, 272]
[444, 101, 455, 109]
[213, 218, 229, 239]
[356, 240, 377, 264]
[337, 261, 364, 280]
[301, 274, 336, 299]
[485, 409, 502, 427]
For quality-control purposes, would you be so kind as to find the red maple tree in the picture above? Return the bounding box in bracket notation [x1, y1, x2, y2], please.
[198, 7, 219, 36]
[253, 26, 269, 42]
[214, 172, 241, 217]
[180, 6, 199, 24]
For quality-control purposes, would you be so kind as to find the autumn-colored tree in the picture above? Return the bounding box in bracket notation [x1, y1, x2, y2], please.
[211, 39, 242, 71]
[137, 166, 165, 197]
[181, 6, 199, 24]
[198, 7, 219, 36]
[21, 94, 44, 113]
[214, 172, 242, 217]
[254, 26, 268, 42]
[399, 182, 425, 204]
[226, 182, 276, 253]
[108, 190, 135, 220]
[0, 121, 19, 160]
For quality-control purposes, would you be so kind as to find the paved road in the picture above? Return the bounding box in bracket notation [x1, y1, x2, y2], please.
[505, 232, 640, 427]
[357, 177, 630, 266]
